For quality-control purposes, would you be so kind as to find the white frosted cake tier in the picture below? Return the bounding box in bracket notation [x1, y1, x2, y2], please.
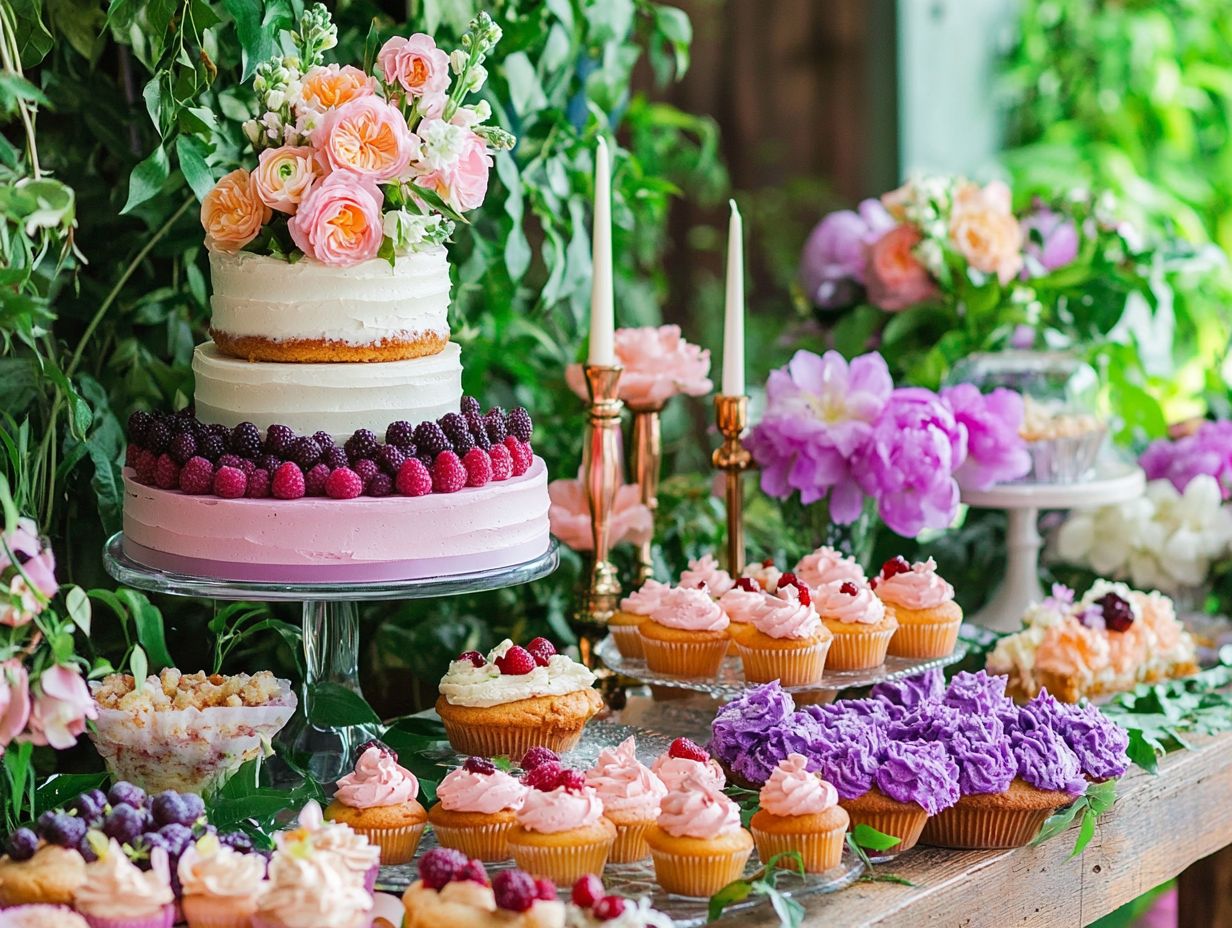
[208, 248, 451, 361]
[192, 340, 462, 439]
[121, 458, 552, 583]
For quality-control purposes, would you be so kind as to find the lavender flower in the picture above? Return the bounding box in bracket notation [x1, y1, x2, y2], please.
[1020, 204, 1079, 278]
[941, 384, 1032, 490]
[800, 199, 895, 309]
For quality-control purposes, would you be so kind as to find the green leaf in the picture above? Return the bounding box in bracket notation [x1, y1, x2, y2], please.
[653, 6, 692, 77]
[10, 0, 53, 66]
[852, 823, 901, 851]
[503, 52, 547, 117]
[121, 144, 171, 214]
[117, 589, 172, 670]
[1032, 800, 1083, 846]
[130, 644, 148, 686]
[1070, 809, 1097, 858]
[707, 878, 753, 922]
[35, 773, 110, 815]
[175, 135, 215, 201]
[0, 73, 49, 108]
[65, 586, 91, 636]
[307, 682, 382, 728]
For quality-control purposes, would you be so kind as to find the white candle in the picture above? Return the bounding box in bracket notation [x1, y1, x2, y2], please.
[588, 136, 615, 366]
[722, 198, 745, 396]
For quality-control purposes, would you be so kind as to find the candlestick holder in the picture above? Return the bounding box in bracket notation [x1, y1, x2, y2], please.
[712, 394, 753, 575]
[576, 364, 625, 632]
[629, 402, 665, 585]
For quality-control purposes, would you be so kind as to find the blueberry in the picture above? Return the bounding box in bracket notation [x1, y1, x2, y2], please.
[179, 793, 205, 825]
[5, 828, 38, 861]
[77, 834, 98, 862]
[218, 830, 255, 854]
[102, 804, 145, 844]
[42, 814, 87, 849]
[151, 791, 189, 828]
[70, 790, 105, 823]
[107, 781, 147, 809]
[158, 823, 194, 857]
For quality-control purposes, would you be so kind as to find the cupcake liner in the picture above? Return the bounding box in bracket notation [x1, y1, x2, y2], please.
[183, 894, 257, 928]
[921, 801, 1060, 849]
[507, 835, 614, 884]
[825, 627, 895, 671]
[751, 825, 846, 874]
[609, 625, 645, 659]
[1019, 430, 1106, 484]
[431, 821, 516, 862]
[347, 821, 426, 866]
[840, 805, 928, 854]
[608, 821, 654, 864]
[886, 618, 961, 659]
[639, 636, 729, 677]
[84, 905, 176, 928]
[439, 719, 586, 760]
[364, 863, 378, 894]
[648, 845, 754, 898]
[735, 638, 831, 686]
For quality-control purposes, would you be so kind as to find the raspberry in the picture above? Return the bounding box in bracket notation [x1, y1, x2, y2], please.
[462, 448, 492, 487]
[736, 577, 759, 593]
[484, 410, 507, 444]
[778, 571, 799, 590]
[794, 584, 811, 606]
[213, 465, 247, 499]
[305, 463, 331, 496]
[432, 451, 467, 493]
[457, 650, 486, 667]
[356, 739, 398, 761]
[493, 870, 537, 913]
[460, 395, 481, 416]
[290, 436, 322, 469]
[264, 424, 295, 456]
[366, 473, 393, 497]
[323, 445, 349, 469]
[168, 431, 198, 465]
[839, 581, 859, 596]
[325, 467, 363, 499]
[247, 468, 271, 498]
[762, 557, 776, 567]
[459, 859, 489, 886]
[507, 407, 533, 443]
[199, 433, 226, 462]
[1097, 593, 1135, 632]
[144, 419, 171, 453]
[505, 437, 533, 476]
[385, 420, 416, 450]
[127, 410, 153, 444]
[594, 897, 628, 921]
[415, 421, 451, 458]
[667, 737, 709, 762]
[489, 443, 513, 481]
[352, 458, 379, 482]
[376, 444, 405, 475]
[125, 445, 139, 468]
[229, 421, 262, 458]
[271, 462, 306, 499]
[463, 756, 496, 775]
[495, 645, 536, 675]
[345, 428, 379, 460]
[534, 878, 557, 901]
[526, 637, 556, 667]
[134, 448, 159, 485]
[572, 875, 604, 909]
[520, 746, 560, 770]
[154, 454, 180, 490]
[179, 457, 215, 494]
[257, 453, 283, 473]
[396, 458, 432, 496]
[558, 769, 587, 792]
[881, 556, 911, 579]
[521, 761, 564, 792]
[312, 430, 335, 450]
[466, 412, 492, 450]
[418, 847, 468, 890]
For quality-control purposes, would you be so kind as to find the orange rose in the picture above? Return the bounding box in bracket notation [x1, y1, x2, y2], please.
[300, 64, 376, 111]
[200, 169, 271, 253]
[312, 96, 415, 183]
[949, 181, 1023, 283]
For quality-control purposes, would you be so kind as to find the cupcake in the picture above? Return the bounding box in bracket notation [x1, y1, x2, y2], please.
[0, 844, 86, 907]
[436, 638, 603, 758]
[254, 843, 371, 928]
[637, 585, 730, 677]
[644, 771, 754, 897]
[610, 580, 670, 659]
[584, 737, 667, 863]
[403, 850, 565, 928]
[750, 754, 849, 873]
[717, 578, 767, 655]
[740, 559, 782, 591]
[428, 756, 528, 861]
[729, 580, 833, 686]
[565, 876, 674, 928]
[178, 835, 266, 928]
[679, 554, 734, 597]
[813, 579, 897, 670]
[873, 557, 963, 658]
[793, 546, 865, 592]
[324, 742, 427, 865]
[650, 738, 726, 792]
[73, 838, 175, 928]
[276, 801, 380, 893]
[506, 767, 616, 884]
[0, 906, 89, 927]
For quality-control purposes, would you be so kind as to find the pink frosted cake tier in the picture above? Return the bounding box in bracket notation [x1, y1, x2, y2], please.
[121, 458, 551, 583]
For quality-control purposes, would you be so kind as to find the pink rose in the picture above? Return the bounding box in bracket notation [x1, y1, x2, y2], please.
[288, 172, 384, 267]
[25, 664, 96, 750]
[864, 225, 938, 311]
[200, 169, 271, 253]
[0, 660, 30, 749]
[412, 122, 492, 213]
[949, 181, 1023, 284]
[1, 518, 56, 598]
[253, 145, 321, 215]
[565, 325, 713, 409]
[313, 96, 416, 183]
[377, 34, 451, 100]
[548, 472, 653, 553]
[300, 64, 377, 111]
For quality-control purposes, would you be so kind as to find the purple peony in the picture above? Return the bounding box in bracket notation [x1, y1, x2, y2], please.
[875, 740, 961, 814]
[800, 199, 896, 309]
[870, 669, 945, 711]
[941, 385, 1032, 490]
[1020, 204, 1080, 278]
[1140, 420, 1232, 497]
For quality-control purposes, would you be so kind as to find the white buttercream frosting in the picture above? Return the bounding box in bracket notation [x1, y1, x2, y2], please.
[438, 639, 596, 708]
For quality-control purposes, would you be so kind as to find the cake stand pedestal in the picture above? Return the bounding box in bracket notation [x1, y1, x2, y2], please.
[103, 533, 558, 783]
[960, 463, 1144, 632]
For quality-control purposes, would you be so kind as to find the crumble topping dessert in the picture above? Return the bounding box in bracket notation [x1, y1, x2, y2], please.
[92, 669, 285, 712]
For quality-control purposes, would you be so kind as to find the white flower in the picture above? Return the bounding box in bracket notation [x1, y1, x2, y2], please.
[451, 100, 490, 128]
[465, 64, 487, 93]
[449, 49, 468, 74]
[414, 118, 468, 172]
[382, 210, 442, 253]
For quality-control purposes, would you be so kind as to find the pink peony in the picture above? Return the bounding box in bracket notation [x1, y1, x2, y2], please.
[800, 199, 895, 309]
[25, 664, 96, 750]
[253, 145, 320, 215]
[548, 471, 653, 553]
[941, 384, 1032, 491]
[864, 224, 938, 311]
[378, 34, 451, 105]
[0, 660, 30, 750]
[312, 96, 416, 183]
[288, 172, 384, 267]
[565, 325, 713, 410]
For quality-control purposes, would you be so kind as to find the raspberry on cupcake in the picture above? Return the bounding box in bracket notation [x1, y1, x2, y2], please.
[813, 578, 897, 671]
[873, 556, 963, 658]
[402, 852, 565, 928]
[650, 738, 726, 792]
[729, 580, 833, 685]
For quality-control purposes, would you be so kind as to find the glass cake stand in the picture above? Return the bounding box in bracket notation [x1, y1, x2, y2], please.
[103, 532, 559, 783]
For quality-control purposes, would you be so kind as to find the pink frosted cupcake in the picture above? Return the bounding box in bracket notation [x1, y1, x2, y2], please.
[0, 907, 89, 927]
[276, 801, 380, 894]
[793, 546, 866, 592]
[585, 737, 667, 863]
[428, 756, 528, 861]
[651, 737, 726, 792]
[73, 838, 175, 928]
[637, 585, 730, 677]
[505, 768, 617, 883]
[645, 771, 754, 897]
[874, 556, 963, 658]
[718, 577, 766, 655]
[611, 579, 670, 658]
[814, 579, 897, 670]
[729, 582, 833, 685]
[740, 559, 782, 591]
[679, 554, 734, 597]
[750, 754, 849, 873]
[178, 835, 266, 928]
[324, 744, 427, 865]
[254, 844, 371, 928]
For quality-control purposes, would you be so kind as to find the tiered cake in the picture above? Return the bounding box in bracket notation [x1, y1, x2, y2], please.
[120, 249, 551, 583]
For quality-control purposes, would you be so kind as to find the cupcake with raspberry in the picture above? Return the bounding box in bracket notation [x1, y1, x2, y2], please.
[584, 737, 667, 863]
[324, 741, 427, 865]
[637, 585, 730, 677]
[255, 841, 371, 928]
[729, 577, 833, 686]
[402, 851, 565, 928]
[436, 638, 603, 758]
[644, 770, 754, 897]
[428, 756, 528, 861]
[610, 579, 670, 659]
[793, 545, 865, 592]
[740, 558, 782, 591]
[650, 738, 726, 792]
[717, 577, 768, 654]
[73, 838, 175, 928]
[177, 833, 267, 928]
[506, 765, 616, 884]
[813, 578, 898, 670]
[566, 876, 674, 928]
[749, 754, 849, 873]
[679, 554, 734, 598]
[873, 556, 963, 658]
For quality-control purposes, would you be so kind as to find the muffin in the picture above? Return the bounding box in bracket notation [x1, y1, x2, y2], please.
[73, 838, 175, 928]
[254, 843, 371, 928]
[793, 546, 865, 592]
[0, 845, 86, 908]
[750, 754, 849, 873]
[610, 580, 669, 659]
[813, 579, 897, 670]
[403, 851, 565, 928]
[637, 585, 731, 677]
[505, 767, 617, 884]
[650, 738, 727, 792]
[873, 557, 963, 658]
[644, 771, 754, 897]
[0, 906, 89, 927]
[275, 801, 380, 893]
[729, 580, 833, 686]
[428, 756, 528, 861]
[717, 578, 768, 655]
[178, 835, 267, 928]
[584, 737, 667, 863]
[436, 638, 603, 758]
[324, 743, 427, 865]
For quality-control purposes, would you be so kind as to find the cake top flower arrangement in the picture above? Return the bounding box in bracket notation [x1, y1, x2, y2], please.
[200, 4, 514, 267]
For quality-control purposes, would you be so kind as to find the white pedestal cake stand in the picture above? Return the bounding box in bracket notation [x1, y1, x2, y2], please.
[960, 462, 1145, 632]
[103, 532, 558, 783]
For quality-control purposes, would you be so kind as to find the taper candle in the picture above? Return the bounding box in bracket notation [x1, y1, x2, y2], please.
[722, 198, 745, 396]
[588, 136, 615, 366]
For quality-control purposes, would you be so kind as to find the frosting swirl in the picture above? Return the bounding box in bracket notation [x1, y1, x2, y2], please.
[679, 554, 734, 597]
[648, 586, 729, 632]
[717, 585, 766, 625]
[748, 585, 823, 639]
[439, 639, 596, 708]
[794, 546, 865, 591]
[759, 753, 838, 817]
[651, 753, 726, 792]
[178, 837, 267, 899]
[875, 558, 954, 610]
[335, 746, 419, 808]
[259, 847, 372, 928]
[814, 580, 885, 626]
[656, 771, 741, 839]
[585, 736, 667, 819]
[516, 784, 605, 833]
[278, 801, 379, 876]
[75, 839, 173, 920]
[436, 766, 526, 814]
[620, 579, 671, 616]
[874, 740, 960, 815]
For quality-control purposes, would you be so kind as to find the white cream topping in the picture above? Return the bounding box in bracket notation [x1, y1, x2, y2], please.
[439, 639, 596, 708]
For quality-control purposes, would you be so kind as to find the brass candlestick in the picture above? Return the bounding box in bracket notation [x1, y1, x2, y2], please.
[712, 394, 752, 575]
[629, 402, 665, 585]
[576, 364, 625, 631]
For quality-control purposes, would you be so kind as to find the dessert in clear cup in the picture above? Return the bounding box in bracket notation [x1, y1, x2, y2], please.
[428, 755, 528, 861]
[324, 741, 427, 865]
[584, 737, 666, 863]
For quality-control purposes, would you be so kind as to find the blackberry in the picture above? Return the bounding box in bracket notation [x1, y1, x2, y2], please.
[198, 433, 226, 463]
[344, 428, 379, 460]
[169, 413, 195, 434]
[312, 430, 335, 450]
[414, 421, 451, 458]
[127, 410, 153, 444]
[323, 445, 349, 469]
[460, 395, 481, 417]
[507, 407, 533, 443]
[168, 431, 198, 465]
[144, 419, 171, 454]
[438, 413, 473, 450]
[289, 436, 323, 469]
[207, 423, 230, 439]
[385, 420, 415, 450]
[448, 426, 475, 456]
[257, 453, 283, 473]
[366, 472, 393, 496]
[264, 424, 296, 456]
[484, 411, 507, 444]
[229, 422, 262, 458]
[375, 444, 405, 475]
[467, 412, 491, 450]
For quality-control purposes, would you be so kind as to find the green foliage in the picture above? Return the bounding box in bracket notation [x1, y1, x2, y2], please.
[708, 851, 806, 928]
[1032, 777, 1118, 857]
